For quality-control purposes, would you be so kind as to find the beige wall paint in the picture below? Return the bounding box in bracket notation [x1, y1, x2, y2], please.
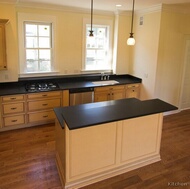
[130, 10, 161, 100]
[0, 3, 132, 82]
[0, 4, 18, 82]
[113, 13, 131, 74]
[130, 4, 190, 107]
[155, 10, 190, 106]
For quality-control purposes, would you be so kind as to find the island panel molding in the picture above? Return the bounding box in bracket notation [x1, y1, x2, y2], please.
[55, 113, 163, 189]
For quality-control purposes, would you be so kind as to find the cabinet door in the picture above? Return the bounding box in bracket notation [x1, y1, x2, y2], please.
[111, 89, 125, 100]
[94, 92, 110, 102]
[126, 84, 140, 99]
[0, 19, 9, 70]
[94, 86, 110, 102]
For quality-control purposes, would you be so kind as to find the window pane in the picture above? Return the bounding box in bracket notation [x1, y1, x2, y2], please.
[39, 37, 50, 48]
[39, 49, 50, 61]
[39, 25, 50, 37]
[26, 61, 38, 72]
[25, 24, 37, 36]
[40, 61, 51, 72]
[85, 24, 110, 71]
[39, 49, 51, 71]
[26, 37, 38, 48]
[26, 49, 38, 60]
[24, 22, 53, 73]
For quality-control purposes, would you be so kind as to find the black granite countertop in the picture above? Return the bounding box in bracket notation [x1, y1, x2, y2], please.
[54, 98, 178, 130]
[0, 74, 142, 96]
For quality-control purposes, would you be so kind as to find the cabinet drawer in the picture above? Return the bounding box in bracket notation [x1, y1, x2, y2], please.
[4, 115, 25, 127]
[27, 91, 61, 99]
[126, 84, 140, 88]
[28, 98, 61, 111]
[95, 85, 125, 92]
[2, 95, 25, 102]
[28, 111, 55, 123]
[3, 102, 25, 114]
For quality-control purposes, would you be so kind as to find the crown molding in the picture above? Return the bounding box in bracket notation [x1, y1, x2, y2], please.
[114, 10, 131, 16]
[136, 4, 162, 15]
[15, 2, 114, 16]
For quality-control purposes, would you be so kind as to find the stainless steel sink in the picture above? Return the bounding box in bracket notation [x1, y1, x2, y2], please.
[92, 80, 119, 85]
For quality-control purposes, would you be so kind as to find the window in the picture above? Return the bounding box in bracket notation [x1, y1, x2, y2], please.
[83, 19, 113, 72]
[18, 13, 57, 77]
[24, 22, 52, 73]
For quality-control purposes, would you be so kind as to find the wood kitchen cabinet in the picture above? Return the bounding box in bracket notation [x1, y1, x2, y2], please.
[0, 19, 9, 70]
[26, 91, 62, 125]
[0, 94, 26, 128]
[125, 83, 141, 99]
[94, 85, 125, 102]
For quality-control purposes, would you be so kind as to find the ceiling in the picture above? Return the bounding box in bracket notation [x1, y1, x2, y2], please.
[1, 0, 190, 11]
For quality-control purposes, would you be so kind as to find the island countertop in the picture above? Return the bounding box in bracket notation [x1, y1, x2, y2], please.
[54, 98, 178, 130]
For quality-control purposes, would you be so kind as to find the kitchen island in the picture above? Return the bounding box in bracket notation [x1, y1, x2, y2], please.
[54, 98, 177, 189]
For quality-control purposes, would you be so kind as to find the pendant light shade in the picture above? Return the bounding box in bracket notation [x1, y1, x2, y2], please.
[127, 33, 135, 45]
[127, 0, 135, 45]
[89, 0, 94, 37]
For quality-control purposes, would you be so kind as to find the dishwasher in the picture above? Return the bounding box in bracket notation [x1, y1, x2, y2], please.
[69, 87, 94, 106]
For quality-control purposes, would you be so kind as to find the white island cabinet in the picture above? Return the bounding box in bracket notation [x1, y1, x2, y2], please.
[54, 98, 177, 189]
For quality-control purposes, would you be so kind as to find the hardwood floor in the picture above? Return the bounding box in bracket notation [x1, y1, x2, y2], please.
[0, 110, 190, 189]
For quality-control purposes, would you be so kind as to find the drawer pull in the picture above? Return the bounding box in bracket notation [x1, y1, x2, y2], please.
[43, 115, 48, 118]
[10, 97, 16, 100]
[42, 104, 48, 106]
[11, 120, 18, 122]
[11, 107, 17, 110]
[42, 94, 47, 97]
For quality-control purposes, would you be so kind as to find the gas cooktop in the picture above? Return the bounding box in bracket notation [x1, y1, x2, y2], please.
[25, 82, 60, 92]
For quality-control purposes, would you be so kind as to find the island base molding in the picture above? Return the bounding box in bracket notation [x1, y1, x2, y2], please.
[56, 152, 161, 189]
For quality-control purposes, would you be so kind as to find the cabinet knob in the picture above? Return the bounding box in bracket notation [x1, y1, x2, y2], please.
[11, 107, 17, 110]
[11, 120, 18, 122]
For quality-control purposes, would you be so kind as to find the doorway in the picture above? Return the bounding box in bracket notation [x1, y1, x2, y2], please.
[180, 37, 190, 110]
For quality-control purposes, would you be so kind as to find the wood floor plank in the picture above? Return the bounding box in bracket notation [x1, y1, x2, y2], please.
[0, 110, 190, 189]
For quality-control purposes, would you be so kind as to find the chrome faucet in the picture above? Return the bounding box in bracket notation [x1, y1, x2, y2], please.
[101, 72, 110, 80]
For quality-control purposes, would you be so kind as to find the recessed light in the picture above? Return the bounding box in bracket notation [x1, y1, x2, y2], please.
[116, 4, 122, 7]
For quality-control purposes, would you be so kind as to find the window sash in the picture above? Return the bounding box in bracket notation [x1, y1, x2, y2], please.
[24, 22, 53, 73]
[84, 24, 112, 71]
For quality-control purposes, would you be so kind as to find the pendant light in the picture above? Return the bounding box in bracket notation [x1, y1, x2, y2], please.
[89, 0, 94, 37]
[127, 0, 135, 45]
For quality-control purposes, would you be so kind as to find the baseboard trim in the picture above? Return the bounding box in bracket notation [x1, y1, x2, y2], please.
[56, 153, 161, 189]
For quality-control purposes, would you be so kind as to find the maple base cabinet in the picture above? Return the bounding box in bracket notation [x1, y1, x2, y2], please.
[55, 113, 163, 189]
[0, 91, 65, 131]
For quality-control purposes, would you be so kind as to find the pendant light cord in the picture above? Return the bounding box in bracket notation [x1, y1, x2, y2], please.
[130, 0, 135, 34]
[90, 0, 93, 32]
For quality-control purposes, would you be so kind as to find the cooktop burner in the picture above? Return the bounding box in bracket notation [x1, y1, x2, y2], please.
[25, 82, 60, 92]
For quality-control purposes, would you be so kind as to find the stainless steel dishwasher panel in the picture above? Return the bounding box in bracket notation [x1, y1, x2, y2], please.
[69, 88, 94, 106]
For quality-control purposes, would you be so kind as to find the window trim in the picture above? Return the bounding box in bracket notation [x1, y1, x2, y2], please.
[18, 13, 58, 78]
[82, 18, 113, 72]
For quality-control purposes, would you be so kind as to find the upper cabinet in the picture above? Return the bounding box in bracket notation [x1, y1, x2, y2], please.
[0, 19, 9, 70]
